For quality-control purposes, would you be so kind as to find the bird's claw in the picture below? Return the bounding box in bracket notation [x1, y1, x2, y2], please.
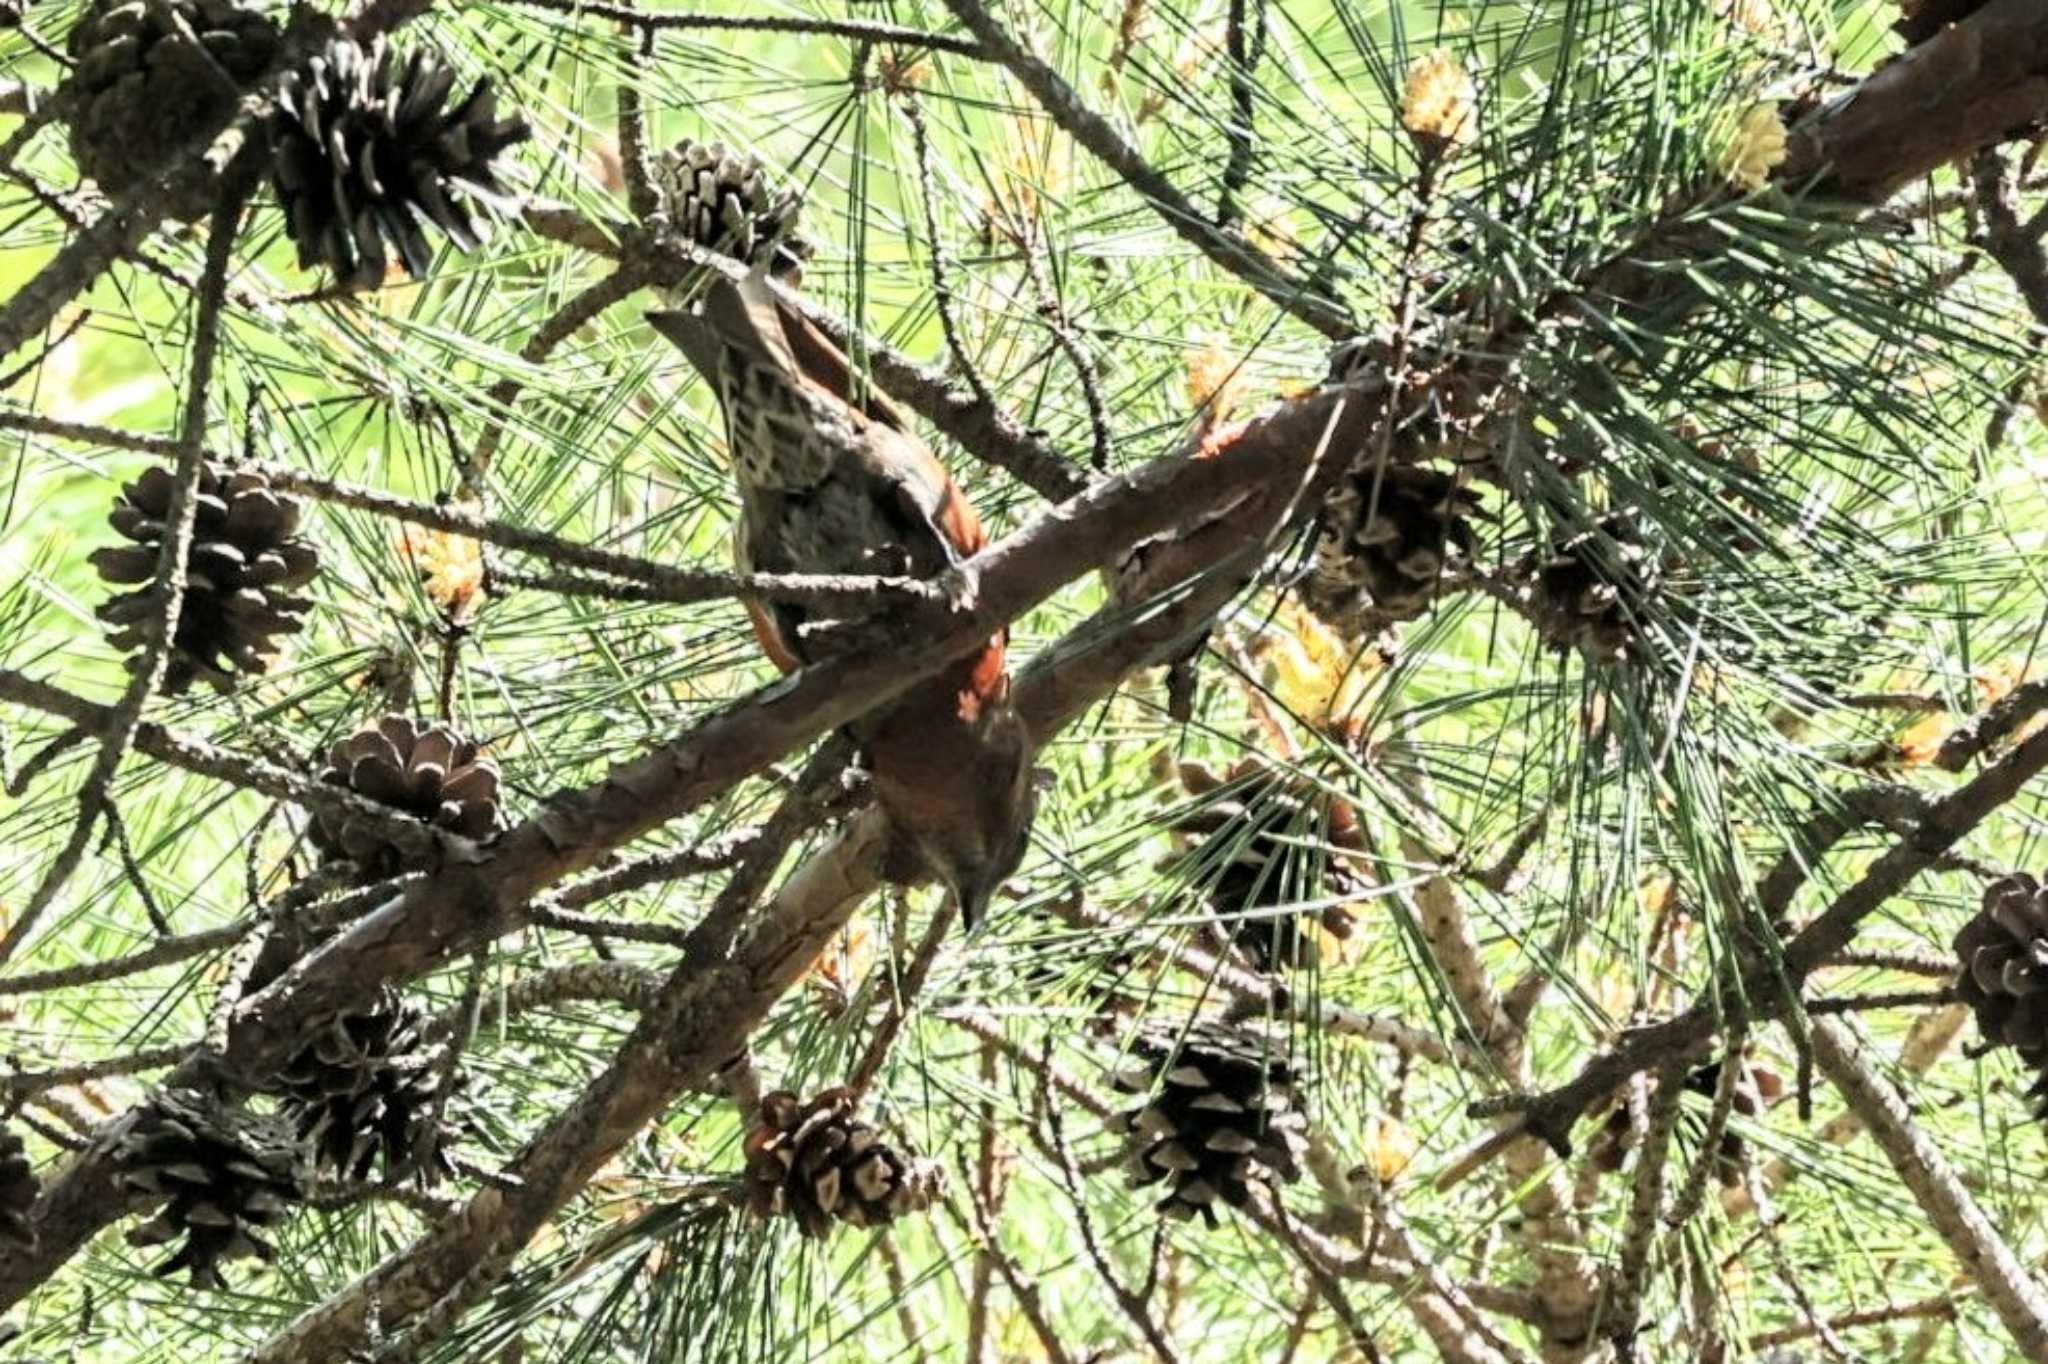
[937, 564, 980, 615]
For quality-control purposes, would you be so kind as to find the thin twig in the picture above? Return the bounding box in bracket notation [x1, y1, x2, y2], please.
[1014, 210, 1112, 472]
[1214, 0, 1266, 228]
[503, 0, 984, 56]
[0, 669, 469, 865]
[612, 13, 658, 220]
[879, 1232, 936, 1364]
[850, 901, 958, 1096]
[1605, 1060, 1687, 1361]
[948, 1191, 1078, 1364]
[3, 723, 88, 798]
[1747, 1294, 1958, 1351]
[1249, 1198, 1386, 1364]
[902, 96, 995, 413]
[1042, 1091, 1185, 1364]
[938, 1011, 1115, 1120]
[97, 801, 170, 936]
[1805, 987, 1957, 1016]
[938, 0, 1351, 339]
[0, 918, 252, 994]
[1467, 701, 2048, 1159]
[1810, 1016, 2048, 1357]
[0, 417, 945, 614]
[1665, 1028, 1746, 1229]
[0, 1045, 189, 1100]
[966, 1038, 1000, 1364]
[463, 263, 653, 496]
[1821, 948, 1958, 979]
[0, 184, 247, 968]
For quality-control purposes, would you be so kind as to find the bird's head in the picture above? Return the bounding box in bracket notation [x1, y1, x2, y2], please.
[870, 698, 1039, 931]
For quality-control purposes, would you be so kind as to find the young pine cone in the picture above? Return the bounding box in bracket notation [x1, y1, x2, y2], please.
[1523, 514, 1662, 664]
[1300, 464, 1480, 635]
[651, 138, 810, 277]
[1955, 873, 2048, 1116]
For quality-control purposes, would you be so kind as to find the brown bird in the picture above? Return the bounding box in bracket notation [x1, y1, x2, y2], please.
[649, 274, 1036, 927]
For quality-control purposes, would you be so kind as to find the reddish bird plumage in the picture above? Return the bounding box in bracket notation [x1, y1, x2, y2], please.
[650, 275, 1036, 927]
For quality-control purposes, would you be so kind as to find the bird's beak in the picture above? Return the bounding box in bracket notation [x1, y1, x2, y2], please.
[955, 876, 1000, 933]
[645, 308, 721, 384]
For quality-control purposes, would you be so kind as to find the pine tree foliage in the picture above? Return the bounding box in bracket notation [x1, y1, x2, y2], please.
[0, 0, 2045, 1361]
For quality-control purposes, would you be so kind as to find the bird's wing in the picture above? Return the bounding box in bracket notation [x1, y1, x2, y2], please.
[730, 513, 806, 674]
[845, 424, 980, 576]
[770, 289, 918, 434]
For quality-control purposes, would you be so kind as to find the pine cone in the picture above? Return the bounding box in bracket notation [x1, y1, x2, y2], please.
[0, 1126, 38, 1247]
[309, 716, 503, 880]
[742, 1088, 942, 1238]
[115, 1088, 308, 1289]
[651, 138, 809, 277]
[1955, 873, 2048, 1114]
[1173, 761, 1364, 973]
[1110, 1020, 1306, 1224]
[1301, 465, 1479, 634]
[274, 990, 455, 1183]
[269, 36, 530, 287]
[89, 464, 320, 695]
[1524, 515, 1660, 663]
[65, 0, 281, 219]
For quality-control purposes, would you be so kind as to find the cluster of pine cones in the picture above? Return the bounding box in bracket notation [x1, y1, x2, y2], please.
[1297, 454, 1661, 663]
[102, 712, 508, 1286]
[64, 0, 530, 285]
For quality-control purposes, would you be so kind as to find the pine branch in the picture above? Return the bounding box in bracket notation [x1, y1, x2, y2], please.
[1723, 1004, 1969, 1221]
[0, 185, 249, 969]
[419, 962, 663, 1045]
[501, 0, 985, 56]
[1810, 1016, 2048, 1358]
[1470, 691, 2048, 1160]
[937, 0, 1353, 340]
[0, 670, 464, 865]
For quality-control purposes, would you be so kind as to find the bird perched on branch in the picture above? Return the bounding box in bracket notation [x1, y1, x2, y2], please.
[649, 274, 1036, 928]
